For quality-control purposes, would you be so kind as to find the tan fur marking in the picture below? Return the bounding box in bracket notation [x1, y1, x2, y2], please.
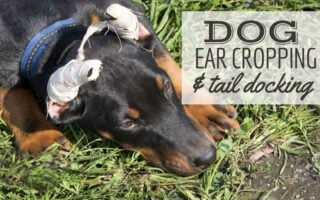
[155, 76, 164, 91]
[154, 54, 182, 98]
[126, 108, 140, 119]
[0, 88, 71, 156]
[98, 131, 114, 140]
[90, 13, 102, 24]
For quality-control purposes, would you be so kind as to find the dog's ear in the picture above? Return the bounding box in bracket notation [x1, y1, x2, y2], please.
[48, 97, 86, 124]
[47, 59, 103, 103]
[104, 4, 151, 40]
[137, 22, 151, 40]
[85, 4, 152, 41]
[46, 59, 102, 122]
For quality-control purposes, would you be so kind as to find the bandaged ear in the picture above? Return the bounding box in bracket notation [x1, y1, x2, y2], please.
[106, 3, 150, 40]
[47, 59, 102, 103]
[48, 18, 106, 103]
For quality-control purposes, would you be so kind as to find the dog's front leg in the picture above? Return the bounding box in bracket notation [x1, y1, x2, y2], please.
[0, 88, 71, 156]
[154, 50, 240, 140]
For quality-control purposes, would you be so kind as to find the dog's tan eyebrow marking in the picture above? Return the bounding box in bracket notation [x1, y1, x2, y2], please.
[89, 13, 102, 25]
[155, 76, 164, 91]
[126, 108, 140, 119]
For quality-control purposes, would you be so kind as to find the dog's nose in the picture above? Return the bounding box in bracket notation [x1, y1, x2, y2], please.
[193, 145, 216, 169]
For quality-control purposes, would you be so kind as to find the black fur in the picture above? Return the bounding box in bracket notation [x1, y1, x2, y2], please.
[0, 0, 215, 175]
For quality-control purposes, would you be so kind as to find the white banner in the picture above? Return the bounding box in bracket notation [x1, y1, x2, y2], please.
[182, 12, 320, 104]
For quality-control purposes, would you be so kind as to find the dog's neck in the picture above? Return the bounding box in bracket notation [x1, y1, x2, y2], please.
[20, 18, 87, 79]
[26, 23, 87, 106]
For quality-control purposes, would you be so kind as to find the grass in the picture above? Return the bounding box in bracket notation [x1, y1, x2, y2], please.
[1, 0, 320, 199]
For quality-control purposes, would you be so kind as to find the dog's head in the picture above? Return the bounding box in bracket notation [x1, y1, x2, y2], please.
[45, 23, 216, 175]
[46, 33, 216, 175]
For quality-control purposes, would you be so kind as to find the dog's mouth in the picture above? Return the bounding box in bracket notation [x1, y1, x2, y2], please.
[163, 159, 203, 176]
[125, 144, 215, 176]
[144, 153, 207, 176]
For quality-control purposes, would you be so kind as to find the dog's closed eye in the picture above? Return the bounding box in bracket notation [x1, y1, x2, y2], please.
[164, 80, 172, 92]
[163, 80, 173, 100]
[119, 119, 137, 131]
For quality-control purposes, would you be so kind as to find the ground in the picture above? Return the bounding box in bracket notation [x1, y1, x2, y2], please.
[240, 151, 320, 200]
[0, 0, 320, 199]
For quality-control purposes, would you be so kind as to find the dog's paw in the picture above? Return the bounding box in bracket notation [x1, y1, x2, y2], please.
[19, 130, 71, 156]
[185, 104, 240, 140]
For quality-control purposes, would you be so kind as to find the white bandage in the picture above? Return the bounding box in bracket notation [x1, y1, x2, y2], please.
[106, 4, 140, 40]
[48, 22, 106, 103]
[77, 21, 109, 61]
[47, 59, 102, 103]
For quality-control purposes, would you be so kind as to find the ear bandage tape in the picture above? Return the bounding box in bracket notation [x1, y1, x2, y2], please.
[106, 4, 139, 40]
[47, 59, 102, 103]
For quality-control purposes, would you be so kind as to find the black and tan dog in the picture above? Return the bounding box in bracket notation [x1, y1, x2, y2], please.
[0, 0, 239, 175]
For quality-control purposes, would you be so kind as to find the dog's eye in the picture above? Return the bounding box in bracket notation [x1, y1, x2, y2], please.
[163, 80, 173, 100]
[164, 81, 172, 92]
[120, 119, 136, 130]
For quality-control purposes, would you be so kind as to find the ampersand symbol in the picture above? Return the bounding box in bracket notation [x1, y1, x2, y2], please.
[193, 73, 206, 93]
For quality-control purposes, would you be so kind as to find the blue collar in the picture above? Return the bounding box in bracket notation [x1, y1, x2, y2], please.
[20, 18, 78, 79]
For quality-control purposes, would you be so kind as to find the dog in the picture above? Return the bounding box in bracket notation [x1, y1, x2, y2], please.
[0, 0, 239, 176]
